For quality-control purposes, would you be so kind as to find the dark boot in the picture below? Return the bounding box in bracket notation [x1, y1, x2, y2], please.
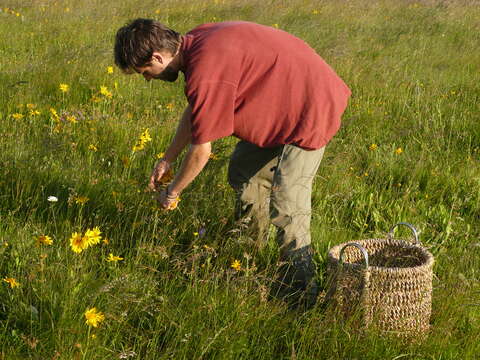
[270, 246, 319, 311]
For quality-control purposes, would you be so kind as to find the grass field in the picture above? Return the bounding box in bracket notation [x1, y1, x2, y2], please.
[1, 0, 479, 359]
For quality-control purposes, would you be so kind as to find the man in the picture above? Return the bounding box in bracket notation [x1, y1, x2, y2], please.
[114, 19, 351, 310]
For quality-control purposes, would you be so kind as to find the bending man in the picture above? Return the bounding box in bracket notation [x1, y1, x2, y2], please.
[114, 19, 351, 309]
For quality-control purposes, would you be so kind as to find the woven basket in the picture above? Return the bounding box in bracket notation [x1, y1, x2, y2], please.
[325, 223, 434, 338]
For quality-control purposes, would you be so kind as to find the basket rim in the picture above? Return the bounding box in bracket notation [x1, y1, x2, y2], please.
[328, 237, 434, 271]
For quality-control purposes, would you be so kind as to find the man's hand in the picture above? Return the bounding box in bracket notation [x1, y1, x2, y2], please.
[157, 186, 180, 210]
[148, 159, 171, 191]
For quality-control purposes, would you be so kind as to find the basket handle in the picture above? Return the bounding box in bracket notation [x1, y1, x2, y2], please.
[339, 242, 369, 269]
[388, 222, 419, 244]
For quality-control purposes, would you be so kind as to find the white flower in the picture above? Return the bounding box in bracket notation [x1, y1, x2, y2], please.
[47, 196, 58, 202]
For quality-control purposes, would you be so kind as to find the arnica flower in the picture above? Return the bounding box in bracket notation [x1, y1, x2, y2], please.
[158, 168, 174, 186]
[12, 113, 24, 120]
[231, 259, 241, 271]
[84, 308, 105, 328]
[3, 277, 20, 288]
[88, 144, 98, 152]
[107, 66, 114, 74]
[106, 253, 123, 262]
[99, 85, 112, 98]
[84, 227, 102, 247]
[369, 143, 378, 151]
[26, 103, 36, 110]
[66, 115, 77, 123]
[37, 235, 53, 246]
[29, 110, 41, 116]
[49, 108, 60, 121]
[70, 232, 87, 253]
[132, 128, 152, 152]
[59, 83, 69, 93]
[395, 147, 403, 155]
[166, 196, 180, 211]
[74, 196, 89, 205]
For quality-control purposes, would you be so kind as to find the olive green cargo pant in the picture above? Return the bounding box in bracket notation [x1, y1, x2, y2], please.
[227, 141, 325, 260]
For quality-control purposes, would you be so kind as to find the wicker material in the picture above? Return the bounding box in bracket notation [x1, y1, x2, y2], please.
[326, 225, 434, 338]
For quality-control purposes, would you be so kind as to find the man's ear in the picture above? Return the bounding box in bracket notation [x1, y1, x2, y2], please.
[151, 52, 164, 64]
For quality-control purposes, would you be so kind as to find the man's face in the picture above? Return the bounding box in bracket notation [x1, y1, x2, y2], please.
[135, 52, 179, 82]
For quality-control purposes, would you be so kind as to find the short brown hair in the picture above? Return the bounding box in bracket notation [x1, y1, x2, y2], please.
[114, 18, 181, 72]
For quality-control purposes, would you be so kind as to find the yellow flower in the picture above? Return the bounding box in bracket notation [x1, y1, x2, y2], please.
[156, 152, 165, 159]
[106, 253, 124, 262]
[395, 147, 403, 155]
[166, 196, 180, 210]
[231, 259, 241, 271]
[84, 308, 105, 328]
[209, 153, 218, 160]
[165, 103, 175, 111]
[26, 103, 36, 110]
[66, 115, 77, 123]
[29, 110, 41, 116]
[84, 227, 102, 247]
[74, 196, 89, 205]
[99, 86, 112, 98]
[140, 128, 152, 142]
[12, 113, 24, 120]
[369, 143, 378, 151]
[158, 168, 174, 185]
[59, 83, 69, 93]
[70, 232, 87, 253]
[49, 107, 60, 120]
[88, 144, 98, 152]
[132, 143, 145, 152]
[107, 66, 114, 74]
[3, 277, 20, 288]
[132, 128, 152, 152]
[37, 235, 53, 246]
[312, 9, 319, 14]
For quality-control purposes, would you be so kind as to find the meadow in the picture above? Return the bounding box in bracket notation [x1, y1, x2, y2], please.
[0, 0, 479, 358]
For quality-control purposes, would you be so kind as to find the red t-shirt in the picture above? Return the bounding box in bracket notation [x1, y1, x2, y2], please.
[181, 21, 351, 150]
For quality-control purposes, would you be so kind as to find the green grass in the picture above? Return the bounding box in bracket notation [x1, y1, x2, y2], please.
[1, 0, 479, 358]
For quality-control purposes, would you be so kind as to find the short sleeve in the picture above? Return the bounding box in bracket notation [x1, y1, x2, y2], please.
[185, 81, 236, 144]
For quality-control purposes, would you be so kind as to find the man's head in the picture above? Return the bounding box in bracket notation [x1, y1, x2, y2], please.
[114, 18, 182, 82]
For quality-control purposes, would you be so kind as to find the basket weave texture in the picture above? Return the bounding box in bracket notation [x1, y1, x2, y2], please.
[327, 236, 434, 337]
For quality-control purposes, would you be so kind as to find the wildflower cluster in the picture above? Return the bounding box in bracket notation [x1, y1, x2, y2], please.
[132, 128, 152, 152]
[10, 104, 41, 120]
[2, 7, 21, 17]
[99, 86, 112, 98]
[70, 227, 102, 253]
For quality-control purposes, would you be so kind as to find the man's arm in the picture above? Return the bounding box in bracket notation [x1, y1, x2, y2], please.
[149, 105, 192, 190]
[163, 104, 192, 163]
[158, 142, 211, 209]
